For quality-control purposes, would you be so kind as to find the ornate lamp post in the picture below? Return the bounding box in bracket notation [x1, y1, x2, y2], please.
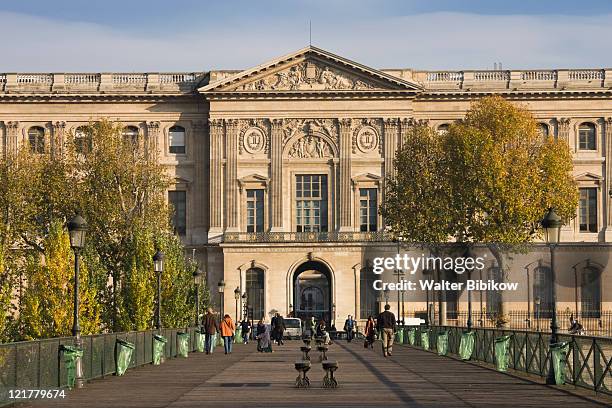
[242, 292, 248, 320]
[535, 296, 541, 331]
[218, 280, 225, 322]
[193, 267, 204, 327]
[234, 287, 240, 322]
[464, 246, 476, 331]
[67, 214, 87, 389]
[153, 250, 164, 329]
[383, 288, 390, 306]
[541, 207, 562, 385]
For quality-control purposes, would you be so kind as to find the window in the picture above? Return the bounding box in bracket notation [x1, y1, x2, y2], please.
[168, 126, 185, 154]
[246, 268, 264, 320]
[74, 126, 92, 154]
[360, 267, 378, 319]
[486, 267, 503, 317]
[295, 175, 328, 232]
[359, 188, 378, 232]
[246, 189, 264, 233]
[581, 266, 601, 318]
[445, 269, 458, 319]
[578, 123, 596, 150]
[122, 126, 139, 148]
[533, 266, 553, 318]
[437, 124, 449, 135]
[28, 126, 45, 154]
[537, 123, 549, 138]
[168, 190, 186, 235]
[579, 188, 597, 232]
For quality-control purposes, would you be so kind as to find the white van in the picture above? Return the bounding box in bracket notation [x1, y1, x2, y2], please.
[284, 318, 302, 339]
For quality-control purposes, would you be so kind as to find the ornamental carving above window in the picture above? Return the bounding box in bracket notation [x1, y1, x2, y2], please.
[288, 135, 333, 158]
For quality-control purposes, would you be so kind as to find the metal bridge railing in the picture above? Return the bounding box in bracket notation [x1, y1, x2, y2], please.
[404, 325, 612, 396]
[0, 327, 199, 406]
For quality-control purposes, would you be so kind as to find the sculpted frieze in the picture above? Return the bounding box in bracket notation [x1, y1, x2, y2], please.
[352, 118, 383, 154]
[282, 118, 337, 146]
[288, 135, 333, 159]
[239, 119, 269, 155]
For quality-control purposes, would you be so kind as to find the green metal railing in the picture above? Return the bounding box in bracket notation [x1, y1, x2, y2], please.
[402, 325, 612, 396]
[0, 327, 199, 406]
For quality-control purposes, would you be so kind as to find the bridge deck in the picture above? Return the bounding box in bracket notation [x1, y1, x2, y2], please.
[24, 341, 610, 408]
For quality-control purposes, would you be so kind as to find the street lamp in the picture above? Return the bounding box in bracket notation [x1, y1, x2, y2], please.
[153, 250, 164, 330]
[67, 214, 87, 389]
[242, 292, 248, 320]
[234, 287, 240, 322]
[464, 246, 476, 331]
[393, 238, 405, 325]
[383, 288, 390, 306]
[541, 207, 562, 385]
[193, 267, 205, 327]
[535, 296, 541, 331]
[218, 280, 225, 322]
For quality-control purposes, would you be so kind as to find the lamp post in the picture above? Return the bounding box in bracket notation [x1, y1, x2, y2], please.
[193, 267, 204, 327]
[153, 250, 164, 330]
[535, 296, 541, 331]
[218, 280, 225, 322]
[464, 246, 476, 331]
[242, 292, 248, 320]
[383, 288, 390, 306]
[541, 207, 562, 385]
[234, 287, 240, 322]
[67, 214, 87, 389]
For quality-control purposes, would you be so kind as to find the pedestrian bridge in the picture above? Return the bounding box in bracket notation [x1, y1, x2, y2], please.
[17, 340, 610, 408]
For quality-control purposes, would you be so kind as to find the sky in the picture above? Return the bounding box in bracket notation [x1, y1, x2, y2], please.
[1, 0, 612, 72]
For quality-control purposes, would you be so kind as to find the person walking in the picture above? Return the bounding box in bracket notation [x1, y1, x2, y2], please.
[256, 318, 272, 353]
[240, 319, 251, 344]
[364, 315, 376, 349]
[344, 315, 356, 343]
[306, 316, 317, 339]
[202, 308, 219, 355]
[272, 312, 286, 345]
[377, 304, 396, 357]
[220, 314, 235, 355]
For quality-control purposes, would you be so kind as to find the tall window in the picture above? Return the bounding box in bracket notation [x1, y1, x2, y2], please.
[246, 268, 264, 320]
[533, 265, 553, 318]
[581, 266, 601, 318]
[74, 126, 92, 154]
[168, 126, 185, 154]
[168, 190, 186, 235]
[246, 189, 264, 233]
[360, 267, 378, 319]
[295, 175, 328, 232]
[579, 188, 597, 232]
[578, 123, 596, 150]
[122, 126, 139, 148]
[359, 188, 378, 232]
[486, 267, 503, 317]
[537, 123, 549, 138]
[437, 124, 449, 135]
[28, 126, 45, 154]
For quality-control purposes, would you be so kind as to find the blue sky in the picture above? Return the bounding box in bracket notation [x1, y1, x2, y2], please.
[2, 0, 612, 71]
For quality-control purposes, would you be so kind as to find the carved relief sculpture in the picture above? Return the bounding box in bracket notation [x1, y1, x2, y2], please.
[288, 135, 333, 158]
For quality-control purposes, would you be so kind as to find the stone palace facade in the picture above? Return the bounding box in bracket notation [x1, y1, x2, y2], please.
[1, 47, 611, 326]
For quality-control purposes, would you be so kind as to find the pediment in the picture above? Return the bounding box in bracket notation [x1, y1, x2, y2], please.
[200, 46, 422, 94]
[575, 172, 603, 182]
[352, 173, 382, 183]
[238, 174, 269, 187]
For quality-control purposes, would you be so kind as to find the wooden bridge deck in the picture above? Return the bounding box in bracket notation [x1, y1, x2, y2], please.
[23, 341, 610, 408]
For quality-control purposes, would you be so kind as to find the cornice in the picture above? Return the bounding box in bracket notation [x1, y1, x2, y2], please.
[416, 89, 612, 101]
[0, 92, 201, 103]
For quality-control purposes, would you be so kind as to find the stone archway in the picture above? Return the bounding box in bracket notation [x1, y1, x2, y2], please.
[293, 260, 333, 325]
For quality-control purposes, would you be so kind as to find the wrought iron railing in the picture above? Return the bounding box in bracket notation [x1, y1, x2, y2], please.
[0, 327, 199, 406]
[404, 325, 612, 395]
[222, 231, 391, 243]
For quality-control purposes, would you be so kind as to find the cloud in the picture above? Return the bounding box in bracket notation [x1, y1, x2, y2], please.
[1, 11, 611, 71]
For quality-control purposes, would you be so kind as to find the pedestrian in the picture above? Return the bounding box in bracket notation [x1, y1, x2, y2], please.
[272, 312, 286, 345]
[256, 318, 272, 353]
[240, 319, 251, 344]
[306, 316, 316, 339]
[377, 304, 396, 357]
[202, 308, 219, 354]
[344, 315, 356, 342]
[220, 314, 235, 355]
[316, 319, 332, 345]
[364, 315, 376, 349]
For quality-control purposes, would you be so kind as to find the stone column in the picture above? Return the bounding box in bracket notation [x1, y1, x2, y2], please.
[6, 122, 19, 156]
[383, 118, 399, 191]
[0, 121, 5, 158]
[225, 119, 239, 231]
[339, 118, 352, 231]
[270, 119, 284, 231]
[146, 121, 160, 157]
[208, 119, 224, 238]
[192, 120, 208, 244]
[51, 121, 65, 158]
[558, 118, 571, 149]
[605, 118, 612, 241]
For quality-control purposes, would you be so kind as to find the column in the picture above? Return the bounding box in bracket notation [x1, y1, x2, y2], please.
[383, 118, 399, 187]
[51, 121, 65, 158]
[605, 118, 612, 241]
[557, 118, 571, 150]
[192, 120, 208, 244]
[399, 117, 414, 150]
[225, 119, 239, 231]
[6, 122, 19, 156]
[146, 121, 160, 157]
[270, 119, 284, 231]
[208, 119, 224, 238]
[339, 118, 352, 231]
[0, 122, 5, 158]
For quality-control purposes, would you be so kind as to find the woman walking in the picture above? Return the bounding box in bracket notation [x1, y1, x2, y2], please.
[364, 315, 376, 349]
[220, 314, 235, 355]
[256, 319, 273, 353]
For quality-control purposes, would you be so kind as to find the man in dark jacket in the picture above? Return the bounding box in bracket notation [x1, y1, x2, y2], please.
[202, 308, 219, 354]
[344, 315, 356, 342]
[271, 313, 286, 345]
[377, 304, 396, 357]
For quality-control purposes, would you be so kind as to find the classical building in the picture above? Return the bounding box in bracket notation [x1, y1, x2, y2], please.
[1, 46, 611, 327]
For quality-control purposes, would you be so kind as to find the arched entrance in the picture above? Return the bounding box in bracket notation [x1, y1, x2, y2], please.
[293, 261, 332, 324]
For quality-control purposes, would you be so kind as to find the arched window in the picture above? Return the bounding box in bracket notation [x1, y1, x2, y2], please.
[533, 265, 553, 318]
[28, 126, 45, 154]
[168, 126, 185, 154]
[122, 126, 139, 147]
[437, 123, 449, 135]
[74, 126, 92, 154]
[359, 266, 378, 319]
[581, 266, 601, 318]
[246, 268, 264, 321]
[537, 123, 549, 138]
[486, 266, 502, 317]
[578, 123, 596, 150]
